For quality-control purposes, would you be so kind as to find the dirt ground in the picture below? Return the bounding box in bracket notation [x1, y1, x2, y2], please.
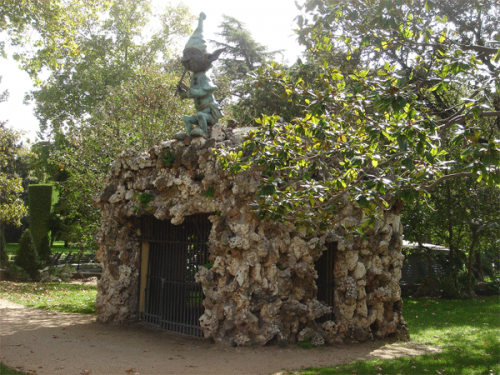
[0, 298, 441, 375]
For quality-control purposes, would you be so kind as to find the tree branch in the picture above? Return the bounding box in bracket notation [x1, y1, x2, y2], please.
[422, 172, 472, 191]
[440, 111, 500, 134]
[461, 44, 499, 55]
[411, 41, 499, 55]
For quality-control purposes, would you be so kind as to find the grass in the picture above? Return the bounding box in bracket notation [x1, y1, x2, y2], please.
[4, 240, 95, 260]
[0, 363, 28, 375]
[0, 281, 97, 314]
[4, 242, 19, 258]
[296, 296, 500, 375]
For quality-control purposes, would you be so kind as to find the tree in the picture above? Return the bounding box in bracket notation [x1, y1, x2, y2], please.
[31, 0, 193, 136]
[44, 68, 191, 249]
[213, 15, 280, 82]
[24, 1, 194, 249]
[295, 0, 500, 135]
[0, 0, 109, 80]
[219, 0, 499, 235]
[28, 184, 56, 251]
[402, 178, 499, 290]
[210, 15, 285, 125]
[0, 116, 28, 231]
[15, 229, 39, 280]
[0, 77, 36, 243]
[0, 232, 8, 266]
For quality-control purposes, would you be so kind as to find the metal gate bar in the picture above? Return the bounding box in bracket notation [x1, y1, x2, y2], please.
[315, 241, 336, 322]
[141, 214, 211, 336]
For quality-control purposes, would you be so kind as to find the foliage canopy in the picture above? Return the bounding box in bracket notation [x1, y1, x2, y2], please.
[210, 15, 287, 125]
[0, 123, 28, 228]
[220, 0, 500, 233]
[24, 1, 194, 249]
[0, 0, 109, 80]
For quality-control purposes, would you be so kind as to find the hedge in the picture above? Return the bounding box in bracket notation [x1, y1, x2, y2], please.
[28, 184, 58, 251]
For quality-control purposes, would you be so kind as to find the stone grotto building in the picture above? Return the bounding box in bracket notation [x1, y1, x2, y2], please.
[94, 126, 409, 346]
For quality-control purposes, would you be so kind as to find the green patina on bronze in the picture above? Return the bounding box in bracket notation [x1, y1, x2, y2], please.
[174, 13, 224, 139]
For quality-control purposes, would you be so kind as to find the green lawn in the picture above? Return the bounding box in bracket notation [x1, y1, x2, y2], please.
[298, 296, 500, 375]
[4, 241, 95, 260]
[4, 242, 19, 258]
[0, 281, 97, 314]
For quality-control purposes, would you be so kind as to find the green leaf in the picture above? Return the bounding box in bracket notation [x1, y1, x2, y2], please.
[425, 151, 436, 163]
[259, 185, 276, 196]
[309, 196, 315, 207]
[397, 135, 408, 151]
[402, 158, 415, 171]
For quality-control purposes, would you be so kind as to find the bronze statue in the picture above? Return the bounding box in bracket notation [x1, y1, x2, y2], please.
[174, 13, 224, 139]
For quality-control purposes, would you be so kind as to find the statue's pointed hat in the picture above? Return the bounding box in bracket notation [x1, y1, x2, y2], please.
[184, 12, 207, 53]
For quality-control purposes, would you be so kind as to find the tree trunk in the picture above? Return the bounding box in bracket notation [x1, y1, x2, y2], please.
[474, 250, 484, 281]
[466, 229, 478, 296]
[446, 183, 455, 269]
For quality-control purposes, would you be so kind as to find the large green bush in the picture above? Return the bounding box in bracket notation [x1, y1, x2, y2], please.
[15, 229, 40, 280]
[28, 184, 57, 251]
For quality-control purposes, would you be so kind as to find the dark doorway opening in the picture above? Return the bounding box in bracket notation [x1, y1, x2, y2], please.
[315, 241, 336, 322]
[140, 213, 211, 336]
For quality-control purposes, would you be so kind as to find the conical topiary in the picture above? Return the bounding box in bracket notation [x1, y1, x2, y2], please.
[15, 229, 40, 280]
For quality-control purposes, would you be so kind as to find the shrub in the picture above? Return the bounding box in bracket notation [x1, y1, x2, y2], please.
[41, 264, 75, 282]
[475, 278, 500, 296]
[4, 263, 30, 282]
[437, 268, 470, 299]
[437, 274, 467, 299]
[38, 234, 52, 265]
[0, 232, 8, 267]
[15, 229, 40, 280]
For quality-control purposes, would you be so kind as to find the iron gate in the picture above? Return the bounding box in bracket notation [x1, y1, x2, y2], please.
[141, 214, 211, 336]
[315, 241, 336, 322]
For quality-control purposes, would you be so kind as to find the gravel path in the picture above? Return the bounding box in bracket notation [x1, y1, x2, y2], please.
[0, 298, 440, 375]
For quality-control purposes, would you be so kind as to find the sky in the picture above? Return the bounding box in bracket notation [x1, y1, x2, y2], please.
[0, 0, 305, 143]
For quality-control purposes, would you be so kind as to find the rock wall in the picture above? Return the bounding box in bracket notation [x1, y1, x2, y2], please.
[95, 127, 409, 345]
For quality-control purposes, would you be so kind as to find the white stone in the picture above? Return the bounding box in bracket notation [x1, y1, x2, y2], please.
[191, 137, 207, 147]
[210, 125, 226, 141]
[291, 237, 308, 260]
[346, 251, 359, 271]
[378, 240, 389, 252]
[353, 262, 366, 279]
